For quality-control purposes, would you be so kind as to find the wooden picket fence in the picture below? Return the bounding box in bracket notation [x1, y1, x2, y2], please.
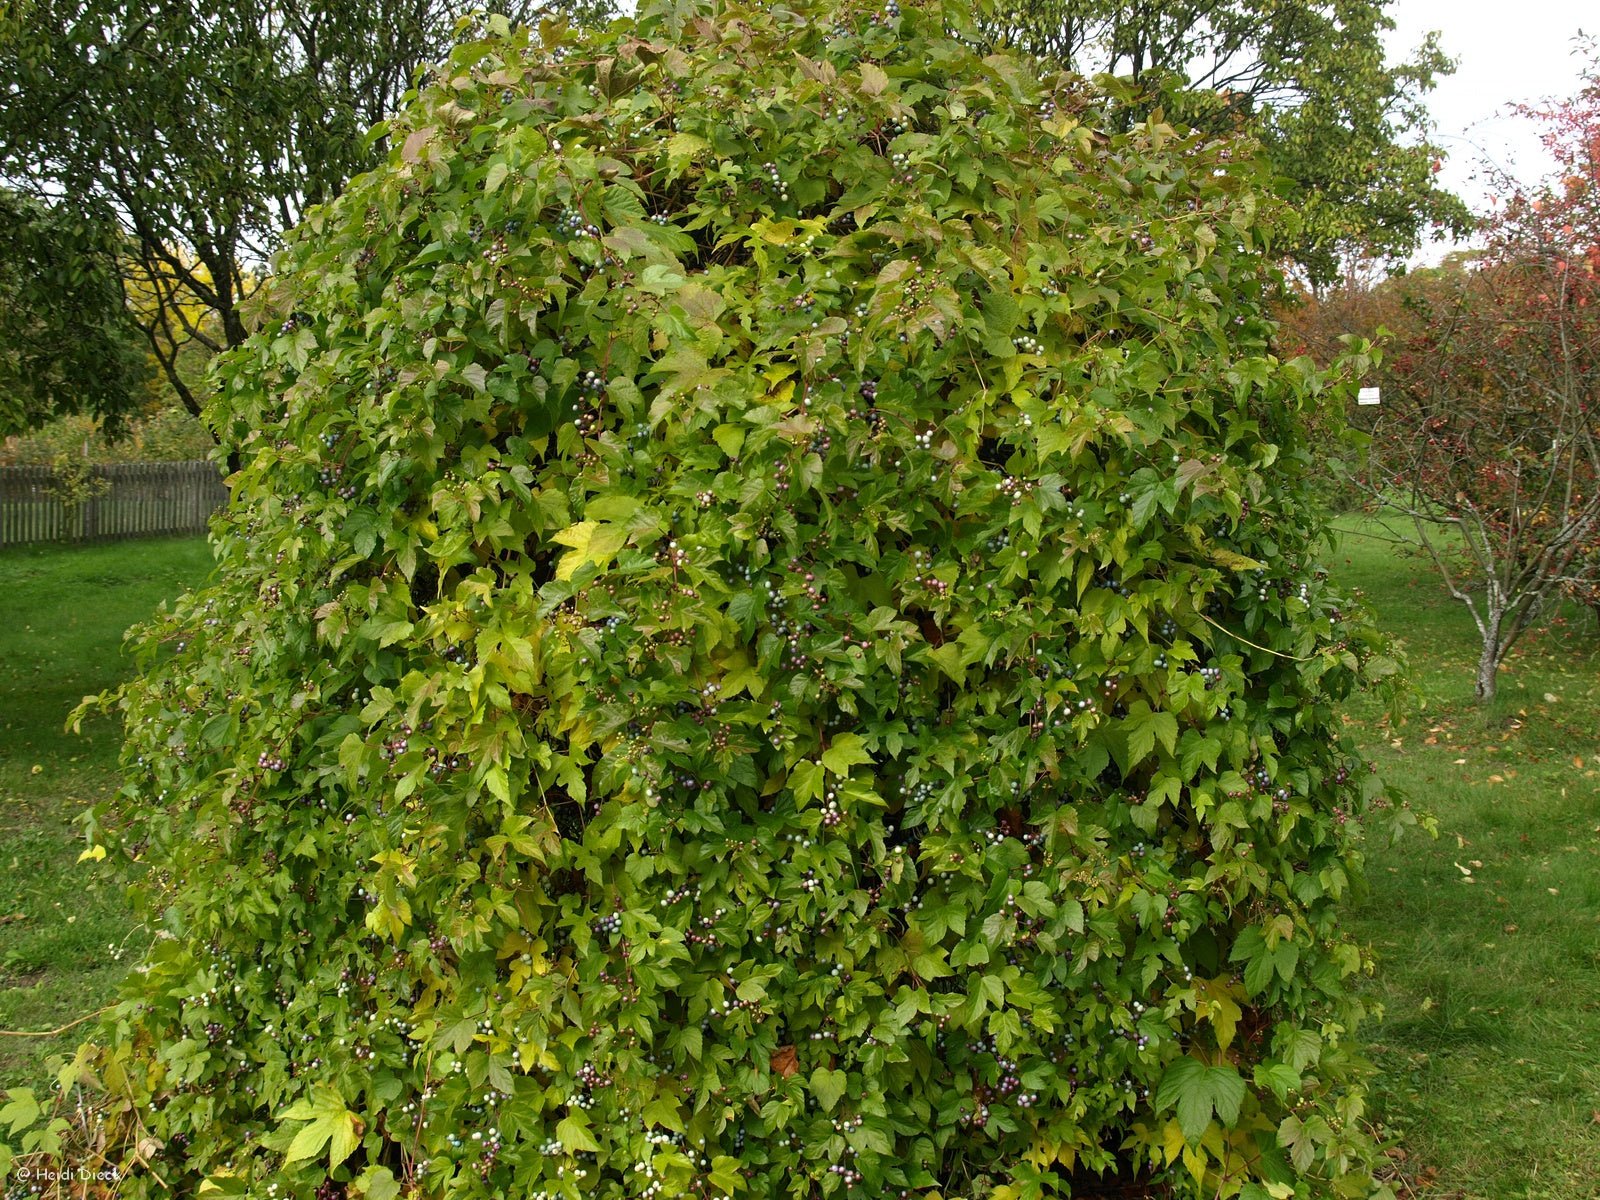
[0, 461, 227, 547]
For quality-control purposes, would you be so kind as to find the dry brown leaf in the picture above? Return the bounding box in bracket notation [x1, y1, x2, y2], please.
[771, 1045, 799, 1078]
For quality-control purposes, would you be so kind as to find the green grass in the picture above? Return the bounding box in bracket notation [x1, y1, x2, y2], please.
[1333, 517, 1600, 1200]
[0, 536, 213, 1089]
[0, 528, 1597, 1199]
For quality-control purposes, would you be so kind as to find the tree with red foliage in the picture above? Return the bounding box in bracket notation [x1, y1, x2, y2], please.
[1365, 48, 1600, 701]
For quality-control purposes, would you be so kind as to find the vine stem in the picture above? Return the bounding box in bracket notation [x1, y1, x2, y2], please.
[0, 1006, 113, 1038]
[1195, 609, 1320, 662]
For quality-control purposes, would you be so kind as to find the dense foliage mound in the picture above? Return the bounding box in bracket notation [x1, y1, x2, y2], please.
[32, 1, 1409, 1196]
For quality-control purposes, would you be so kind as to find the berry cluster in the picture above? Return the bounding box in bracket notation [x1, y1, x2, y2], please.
[824, 1115, 867, 1185]
[685, 907, 725, 948]
[426, 748, 469, 779]
[1096, 569, 1133, 597]
[378, 729, 410, 762]
[555, 206, 600, 241]
[997, 474, 1031, 506]
[755, 160, 788, 201]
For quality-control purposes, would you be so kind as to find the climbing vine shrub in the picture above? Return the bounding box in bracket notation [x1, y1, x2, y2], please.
[27, 0, 1411, 1196]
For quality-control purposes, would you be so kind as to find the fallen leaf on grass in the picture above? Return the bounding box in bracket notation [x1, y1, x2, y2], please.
[1503, 924, 1518, 934]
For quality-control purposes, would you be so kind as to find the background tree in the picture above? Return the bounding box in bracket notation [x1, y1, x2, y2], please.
[0, 189, 151, 437]
[1304, 52, 1600, 702]
[982, 0, 1471, 284]
[0, 0, 616, 427]
[0, 404, 215, 465]
[1377, 272, 1599, 700]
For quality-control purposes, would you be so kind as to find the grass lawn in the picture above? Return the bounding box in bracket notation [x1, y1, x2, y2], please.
[0, 526, 1596, 1200]
[1334, 517, 1600, 1200]
[0, 536, 213, 1090]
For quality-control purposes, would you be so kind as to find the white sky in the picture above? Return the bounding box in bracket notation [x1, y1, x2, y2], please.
[1383, 0, 1594, 261]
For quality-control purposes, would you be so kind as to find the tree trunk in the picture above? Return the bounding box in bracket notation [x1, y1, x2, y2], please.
[1475, 628, 1501, 703]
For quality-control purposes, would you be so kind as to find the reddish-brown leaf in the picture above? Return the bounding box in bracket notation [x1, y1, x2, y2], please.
[770, 1045, 798, 1078]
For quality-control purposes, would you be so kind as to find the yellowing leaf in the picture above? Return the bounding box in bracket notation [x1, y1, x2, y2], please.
[755, 217, 799, 245]
[1162, 1118, 1186, 1165]
[1195, 978, 1242, 1051]
[553, 520, 630, 580]
[713, 424, 745, 459]
[280, 1087, 361, 1169]
[1208, 548, 1266, 571]
[328, 1110, 362, 1170]
[665, 131, 709, 178]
